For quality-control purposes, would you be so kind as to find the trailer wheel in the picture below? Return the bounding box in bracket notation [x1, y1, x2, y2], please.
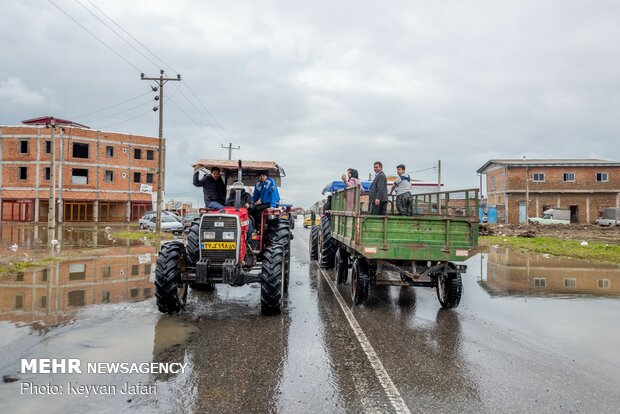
[436, 273, 463, 309]
[319, 216, 336, 269]
[309, 226, 319, 260]
[335, 247, 349, 284]
[155, 242, 189, 314]
[351, 258, 369, 305]
[261, 243, 285, 315]
[187, 220, 215, 292]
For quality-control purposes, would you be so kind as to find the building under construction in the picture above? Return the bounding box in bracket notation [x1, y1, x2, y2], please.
[0, 117, 161, 223]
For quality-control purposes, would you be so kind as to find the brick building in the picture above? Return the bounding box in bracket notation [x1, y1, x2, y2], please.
[0, 122, 161, 222]
[477, 159, 620, 224]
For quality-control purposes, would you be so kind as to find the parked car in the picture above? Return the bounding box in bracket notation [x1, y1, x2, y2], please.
[528, 208, 570, 225]
[596, 207, 620, 226]
[139, 211, 180, 229]
[145, 215, 184, 233]
[182, 213, 201, 227]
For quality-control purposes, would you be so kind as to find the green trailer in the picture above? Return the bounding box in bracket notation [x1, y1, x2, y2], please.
[309, 186, 479, 308]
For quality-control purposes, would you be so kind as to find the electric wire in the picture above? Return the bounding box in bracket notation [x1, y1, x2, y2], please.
[73, 0, 161, 69]
[47, 0, 142, 74]
[68, 90, 152, 119]
[81, 98, 155, 123]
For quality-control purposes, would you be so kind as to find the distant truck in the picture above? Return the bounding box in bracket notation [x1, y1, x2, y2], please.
[596, 207, 620, 226]
[528, 208, 570, 225]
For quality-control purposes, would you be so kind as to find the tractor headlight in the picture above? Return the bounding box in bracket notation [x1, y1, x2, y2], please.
[203, 231, 215, 240]
[222, 231, 235, 240]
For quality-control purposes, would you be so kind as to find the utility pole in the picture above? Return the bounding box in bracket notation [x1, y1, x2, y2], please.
[221, 142, 240, 160]
[437, 160, 442, 211]
[141, 70, 181, 233]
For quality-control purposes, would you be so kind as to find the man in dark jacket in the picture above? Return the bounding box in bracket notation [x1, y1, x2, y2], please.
[193, 166, 226, 209]
[368, 161, 388, 215]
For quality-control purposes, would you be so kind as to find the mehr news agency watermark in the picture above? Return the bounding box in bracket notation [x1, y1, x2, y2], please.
[18, 358, 188, 397]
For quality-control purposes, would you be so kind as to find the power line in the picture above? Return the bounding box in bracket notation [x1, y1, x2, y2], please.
[74, 0, 161, 69]
[98, 109, 153, 130]
[68, 90, 151, 119]
[47, 0, 142, 73]
[81, 98, 154, 123]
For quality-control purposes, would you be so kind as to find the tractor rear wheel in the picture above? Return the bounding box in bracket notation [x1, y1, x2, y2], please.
[261, 243, 285, 315]
[155, 242, 189, 314]
[319, 216, 336, 269]
[436, 273, 463, 309]
[186, 220, 214, 292]
[309, 225, 319, 260]
[334, 247, 349, 284]
[351, 257, 369, 305]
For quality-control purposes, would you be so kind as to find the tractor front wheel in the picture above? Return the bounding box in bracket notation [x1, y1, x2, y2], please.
[155, 242, 189, 314]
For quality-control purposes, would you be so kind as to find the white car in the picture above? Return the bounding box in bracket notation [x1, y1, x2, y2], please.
[139, 211, 180, 229]
[145, 215, 184, 233]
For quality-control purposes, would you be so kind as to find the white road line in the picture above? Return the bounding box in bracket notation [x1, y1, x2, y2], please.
[297, 231, 411, 414]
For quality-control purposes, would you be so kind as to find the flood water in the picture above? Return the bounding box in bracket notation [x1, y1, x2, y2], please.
[0, 222, 619, 413]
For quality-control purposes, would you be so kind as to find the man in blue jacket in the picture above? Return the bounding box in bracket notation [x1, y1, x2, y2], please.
[252, 171, 280, 231]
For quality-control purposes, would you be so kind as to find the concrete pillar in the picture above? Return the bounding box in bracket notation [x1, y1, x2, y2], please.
[35, 128, 41, 223]
[94, 200, 99, 223]
[126, 201, 131, 223]
[535, 195, 539, 217]
[586, 195, 590, 224]
[557, 195, 561, 207]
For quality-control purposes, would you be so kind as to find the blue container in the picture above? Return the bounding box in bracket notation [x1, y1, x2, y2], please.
[487, 207, 498, 224]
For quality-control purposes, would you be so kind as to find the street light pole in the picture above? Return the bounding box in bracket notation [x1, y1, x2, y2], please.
[141, 70, 181, 232]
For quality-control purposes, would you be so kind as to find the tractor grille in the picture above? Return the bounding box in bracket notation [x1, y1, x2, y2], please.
[200, 215, 239, 263]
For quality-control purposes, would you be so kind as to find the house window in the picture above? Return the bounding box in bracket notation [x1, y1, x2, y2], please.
[598, 279, 610, 289]
[41, 268, 48, 282]
[146, 173, 154, 183]
[69, 263, 86, 280]
[16, 272, 24, 282]
[106, 146, 114, 157]
[45, 140, 51, 154]
[130, 288, 139, 298]
[490, 176, 496, 191]
[146, 150, 154, 160]
[72, 142, 89, 159]
[18, 167, 28, 180]
[532, 173, 545, 182]
[102, 291, 110, 303]
[143, 288, 151, 298]
[41, 296, 47, 308]
[144, 264, 151, 275]
[20, 140, 28, 154]
[71, 168, 89, 184]
[15, 295, 24, 309]
[45, 167, 51, 181]
[563, 173, 575, 182]
[564, 278, 576, 288]
[134, 148, 142, 159]
[131, 264, 140, 276]
[533, 278, 546, 288]
[102, 266, 111, 278]
[105, 170, 114, 182]
[596, 172, 608, 182]
[133, 172, 141, 183]
[67, 290, 85, 307]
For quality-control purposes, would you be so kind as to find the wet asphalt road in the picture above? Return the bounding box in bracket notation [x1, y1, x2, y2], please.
[1, 222, 620, 413]
[164, 225, 620, 413]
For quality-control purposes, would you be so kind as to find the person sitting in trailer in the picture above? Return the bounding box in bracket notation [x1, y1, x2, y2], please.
[252, 170, 280, 232]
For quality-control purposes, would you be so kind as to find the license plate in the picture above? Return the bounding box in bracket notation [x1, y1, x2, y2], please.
[201, 242, 236, 250]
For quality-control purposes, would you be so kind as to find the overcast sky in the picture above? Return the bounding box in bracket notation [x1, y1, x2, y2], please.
[1, 0, 619, 208]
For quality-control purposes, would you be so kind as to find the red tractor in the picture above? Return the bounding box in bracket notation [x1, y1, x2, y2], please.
[155, 160, 291, 315]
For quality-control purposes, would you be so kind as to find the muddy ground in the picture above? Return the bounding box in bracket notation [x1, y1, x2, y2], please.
[479, 223, 620, 245]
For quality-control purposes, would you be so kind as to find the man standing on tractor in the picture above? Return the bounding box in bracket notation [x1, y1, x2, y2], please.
[368, 161, 388, 215]
[193, 166, 226, 209]
[252, 170, 280, 231]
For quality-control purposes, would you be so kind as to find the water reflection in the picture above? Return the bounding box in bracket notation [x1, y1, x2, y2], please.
[479, 247, 620, 297]
[0, 244, 157, 331]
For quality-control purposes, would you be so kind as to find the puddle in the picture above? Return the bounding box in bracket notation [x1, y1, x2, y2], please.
[477, 246, 620, 298]
[0, 244, 159, 330]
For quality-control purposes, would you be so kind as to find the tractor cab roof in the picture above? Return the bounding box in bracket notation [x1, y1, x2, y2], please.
[192, 159, 285, 186]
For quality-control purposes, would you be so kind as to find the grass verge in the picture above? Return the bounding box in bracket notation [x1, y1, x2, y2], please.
[480, 236, 620, 265]
[113, 230, 174, 241]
